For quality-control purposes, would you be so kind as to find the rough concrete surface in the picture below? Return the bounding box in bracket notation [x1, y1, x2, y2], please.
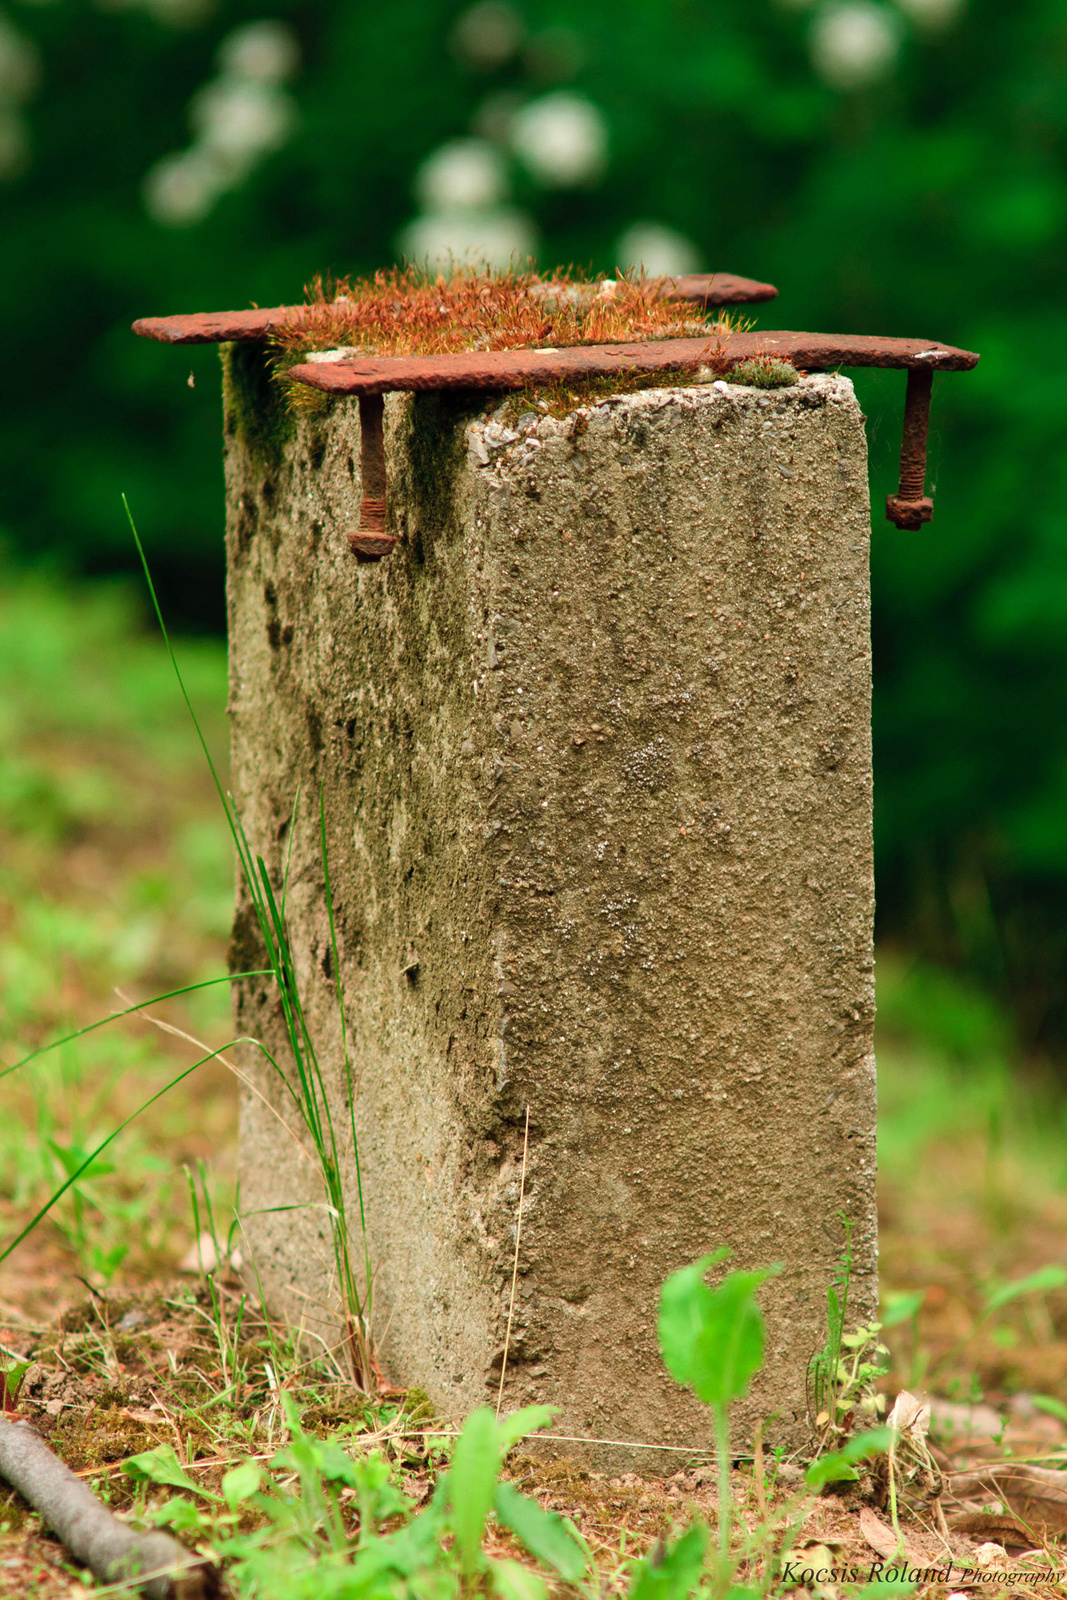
[224, 352, 877, 1467]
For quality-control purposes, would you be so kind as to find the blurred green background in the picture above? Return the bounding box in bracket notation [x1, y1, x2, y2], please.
[2, 0, 1065, 1060]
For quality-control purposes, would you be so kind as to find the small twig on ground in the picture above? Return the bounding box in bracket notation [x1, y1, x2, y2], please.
[0, 1415, 218, 1598]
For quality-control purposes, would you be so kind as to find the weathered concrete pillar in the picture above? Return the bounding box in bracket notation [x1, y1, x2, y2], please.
[226, 352, 877, 1461]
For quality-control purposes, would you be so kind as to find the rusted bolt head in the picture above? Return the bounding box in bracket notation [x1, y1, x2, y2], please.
[885, 494, 934, 531]
[348, 531, 398, 559]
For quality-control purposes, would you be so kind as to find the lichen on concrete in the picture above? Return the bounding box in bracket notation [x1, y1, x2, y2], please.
[224, 365, 877, 1468]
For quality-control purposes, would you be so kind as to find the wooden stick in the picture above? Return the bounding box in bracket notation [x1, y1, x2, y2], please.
[0, 1417, 217, 1598]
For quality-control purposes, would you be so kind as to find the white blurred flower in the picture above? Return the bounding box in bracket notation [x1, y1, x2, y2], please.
[810, 2, 901, 89]
[415, 138, 508, 213]
[143, 18, 300, 226]
[895, 0, 965, 27]
[615, 221, 702, 277]
[397, 207, 537, 271]
[217, 19, 299, 83]
[510, 91, 607, 187]
[0, 107, 28, 176]
[0, 12, 37, 180]
[143, 147, 226, 226]
[0, 11, 40, 101]
[191, 77, 295, 175]
[450, 1, 524, 69]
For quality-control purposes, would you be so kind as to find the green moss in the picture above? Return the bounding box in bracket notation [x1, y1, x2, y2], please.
[494, 366, 714, 425]
[0, 1502, 32, 1535]
[48, 1408, 156, 1472]
[727, 358, 799, 389]
[401, 1386, 437, 1424]
[221, 341, 298, 470]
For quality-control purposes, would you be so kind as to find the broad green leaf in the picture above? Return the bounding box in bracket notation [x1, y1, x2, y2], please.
[123, 1443, 220, 1501]
[629, 1521, 708, 1600]
[222, 1459, 263, 1509]
[146, 1496, 214, 1535]
[490, 1556, 549, 1600]
[497, 1404, 556, 1455]
[449, 1406, 500, 1575]
[1, 1360, 31, 1413]
[804, 1427, 893, 1488]
[314, 1438, 364, 1487]
[351, 1453, 411, 1533]
[494, 1482, 587, 1582]
[984, 1265, 1067, 1314]
[687, 1270, 770, 1406]
[658, 1251, 779, 1407]
[657, 1250, 727, 1389]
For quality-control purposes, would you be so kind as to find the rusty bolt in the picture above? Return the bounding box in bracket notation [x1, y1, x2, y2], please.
[886, 365, 935, 531]
[348, 394, 397, 559]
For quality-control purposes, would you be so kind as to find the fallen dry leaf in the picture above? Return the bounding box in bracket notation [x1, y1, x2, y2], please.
[948, 1464, 1067, 1538]
[947, 1512, 1034, 1548]
[859, 1507, 908, 1561]
[888, 1391, 932, 1437]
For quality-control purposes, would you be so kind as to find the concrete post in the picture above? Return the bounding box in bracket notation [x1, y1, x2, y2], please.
[225, 351, 877, 1464]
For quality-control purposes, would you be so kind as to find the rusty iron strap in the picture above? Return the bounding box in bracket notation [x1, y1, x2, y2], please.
[285, 332, 978, 398]
[132, 305, 306, 344]
[130, 304, 978, 552]
[130, 274, 779, 346]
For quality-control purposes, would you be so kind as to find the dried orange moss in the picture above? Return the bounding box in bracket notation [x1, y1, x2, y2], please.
[272, 265, 748, 358]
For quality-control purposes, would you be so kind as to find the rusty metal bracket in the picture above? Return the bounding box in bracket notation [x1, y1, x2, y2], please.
[285, 331, 976, 394]
[283, 333, 976, 551]
[131, 273, 779, 346]
[134, 294, 978, 557]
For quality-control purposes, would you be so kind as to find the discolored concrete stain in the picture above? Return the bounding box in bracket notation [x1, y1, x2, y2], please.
[224, 354, 877, 1469]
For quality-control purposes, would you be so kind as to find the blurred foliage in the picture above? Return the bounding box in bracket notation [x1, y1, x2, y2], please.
[0, 563, 236, 1295]
[1, 0, 1065, 1052]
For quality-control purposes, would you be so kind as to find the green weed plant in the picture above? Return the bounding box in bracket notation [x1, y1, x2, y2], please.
[808, 1221, 889, 1449]
[96, 1249, 897, 1600]
[126, 500, 376, 1389]
[653, 1248, 893, 1600]
[123, 1399, 588, 1600]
